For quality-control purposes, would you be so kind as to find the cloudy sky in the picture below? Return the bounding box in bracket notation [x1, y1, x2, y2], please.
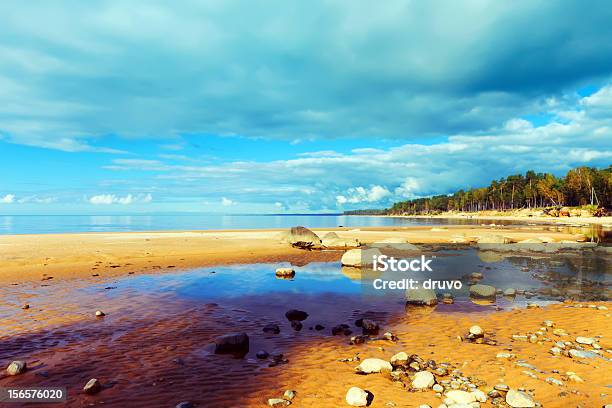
[1, 1, 612, 214]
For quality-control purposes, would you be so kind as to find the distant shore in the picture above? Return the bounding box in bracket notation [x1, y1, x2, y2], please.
[377, 211, 612, 226]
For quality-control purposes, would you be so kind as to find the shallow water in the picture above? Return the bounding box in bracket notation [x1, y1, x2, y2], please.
[0, 247, 609, 407]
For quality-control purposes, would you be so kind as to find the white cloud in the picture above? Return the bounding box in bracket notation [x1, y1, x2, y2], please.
[336, 185, 392, 205]
[221, 197, 236, 206]
[0, 194, 15, 203]
[89, 193, 152, 205]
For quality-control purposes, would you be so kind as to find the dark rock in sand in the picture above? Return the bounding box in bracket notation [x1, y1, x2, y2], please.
[213, 332, 249, 354]
[6, 361, 27, 376]
[360, 319, 379, 335]
[332, 324, 352, 336]
[22, 304, 30, 310]
[263, 323, 281, 334]
[285, 309, 308, 321]
[83, 378, 101, 395]
[290, 320, 303, 331]
[314, 324, 325, 331]
[176, 402, 195, 408]
[256, 350, 269, 359]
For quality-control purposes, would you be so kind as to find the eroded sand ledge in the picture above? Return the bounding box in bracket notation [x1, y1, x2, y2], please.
[0, 225, 591, 283]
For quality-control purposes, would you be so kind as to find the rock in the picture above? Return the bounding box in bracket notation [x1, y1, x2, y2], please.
[22, 304, 30, 309]
[575, 336, 595, 345]
[503, 288, 516, 297]
[213, 332, 249, 354]
[412, 371, 435, 389]
[472, 390, 487, 402]
[350, 335, 368, 345]
[285, 309, 308, 321]
[360, 319, 379, 335]
[477, 234, 513, 244]
[290, 320, 303, 331]
[345, 386, 370, 407]
[390, 352, 409, 367]
[283, 390, 296, 400]
[256, 350, 269, 359]
[341, 248, 382, 267]
[406, 288, 438, 306]
[496, 352, 515, 360]
[332, 324, 352, 336]
[323, 233, 361, 248]
[493, 384, 509, 392]
[275, 268, 295, 277]
[263, 324, 281, 334]
[568, 349, 598, 359]
[545, 377, 563, 386]
[549, 347, 561, 356]
[95, 310, 105, 317]
[175, 402, 194, 408]
[566, 372, 583, 383]
[314, 324, 325, 331]
[287, 226, 321, 248]
[83, 378, 101, 395]
[469, 325, 484, 337]
[433, 384, 444, 393]
[6, 361, 27, 376]
[268, 398, 291, 407]
[470, 272, 483, 280]
[445, 390, 476, 404]
[542, 320, 554, 327]
[355, 358, 392, 374]
[469, 284, 496, 299]
[505, 389, 535, 407]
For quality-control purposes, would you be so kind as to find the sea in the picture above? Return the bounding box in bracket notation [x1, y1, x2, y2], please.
[0, 214, 504, 235]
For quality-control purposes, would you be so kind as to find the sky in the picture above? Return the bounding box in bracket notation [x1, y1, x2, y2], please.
[1, 1, 612, 215]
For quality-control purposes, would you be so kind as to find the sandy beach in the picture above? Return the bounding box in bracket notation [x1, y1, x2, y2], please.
[0, 224, 610, 407]
[387, 212, 612, 227]
[0, 224, 597, 283]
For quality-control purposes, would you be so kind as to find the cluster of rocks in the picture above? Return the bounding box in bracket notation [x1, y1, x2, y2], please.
[281, 226, 360, 249]
[510, 319, 610, 362]
[460, 325, 497, 346]
[267, 389, 296, 407]
[346, 351, 539, 407]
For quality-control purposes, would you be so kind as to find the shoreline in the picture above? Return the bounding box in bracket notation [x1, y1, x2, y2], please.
[375, 213, 612, 226]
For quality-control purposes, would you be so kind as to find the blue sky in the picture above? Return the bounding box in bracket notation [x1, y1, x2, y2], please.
[1, 1, 612, 214]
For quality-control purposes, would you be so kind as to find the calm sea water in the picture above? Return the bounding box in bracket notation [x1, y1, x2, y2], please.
[0, 214, 497, 235]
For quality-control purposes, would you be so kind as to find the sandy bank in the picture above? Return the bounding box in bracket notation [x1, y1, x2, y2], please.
[383, 212, 612, 226]
[0, 225, 594, 284]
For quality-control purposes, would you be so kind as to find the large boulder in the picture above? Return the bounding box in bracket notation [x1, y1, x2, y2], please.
[287, 226, 321, 248]
[213, 332, 249, 354]
[406, 288, 438, 306]
[322, 233, 361, 248]
[341, 248, 382, 267]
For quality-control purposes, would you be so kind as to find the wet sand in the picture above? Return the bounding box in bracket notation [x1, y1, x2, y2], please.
[0, 279, 610, 407]
[0, 225, 610, 407]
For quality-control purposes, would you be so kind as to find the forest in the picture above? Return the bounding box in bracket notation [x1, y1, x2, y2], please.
[383, 165, 612, 215]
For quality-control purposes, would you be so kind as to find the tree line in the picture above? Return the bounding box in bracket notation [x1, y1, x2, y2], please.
[386, 165, 611, 215]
